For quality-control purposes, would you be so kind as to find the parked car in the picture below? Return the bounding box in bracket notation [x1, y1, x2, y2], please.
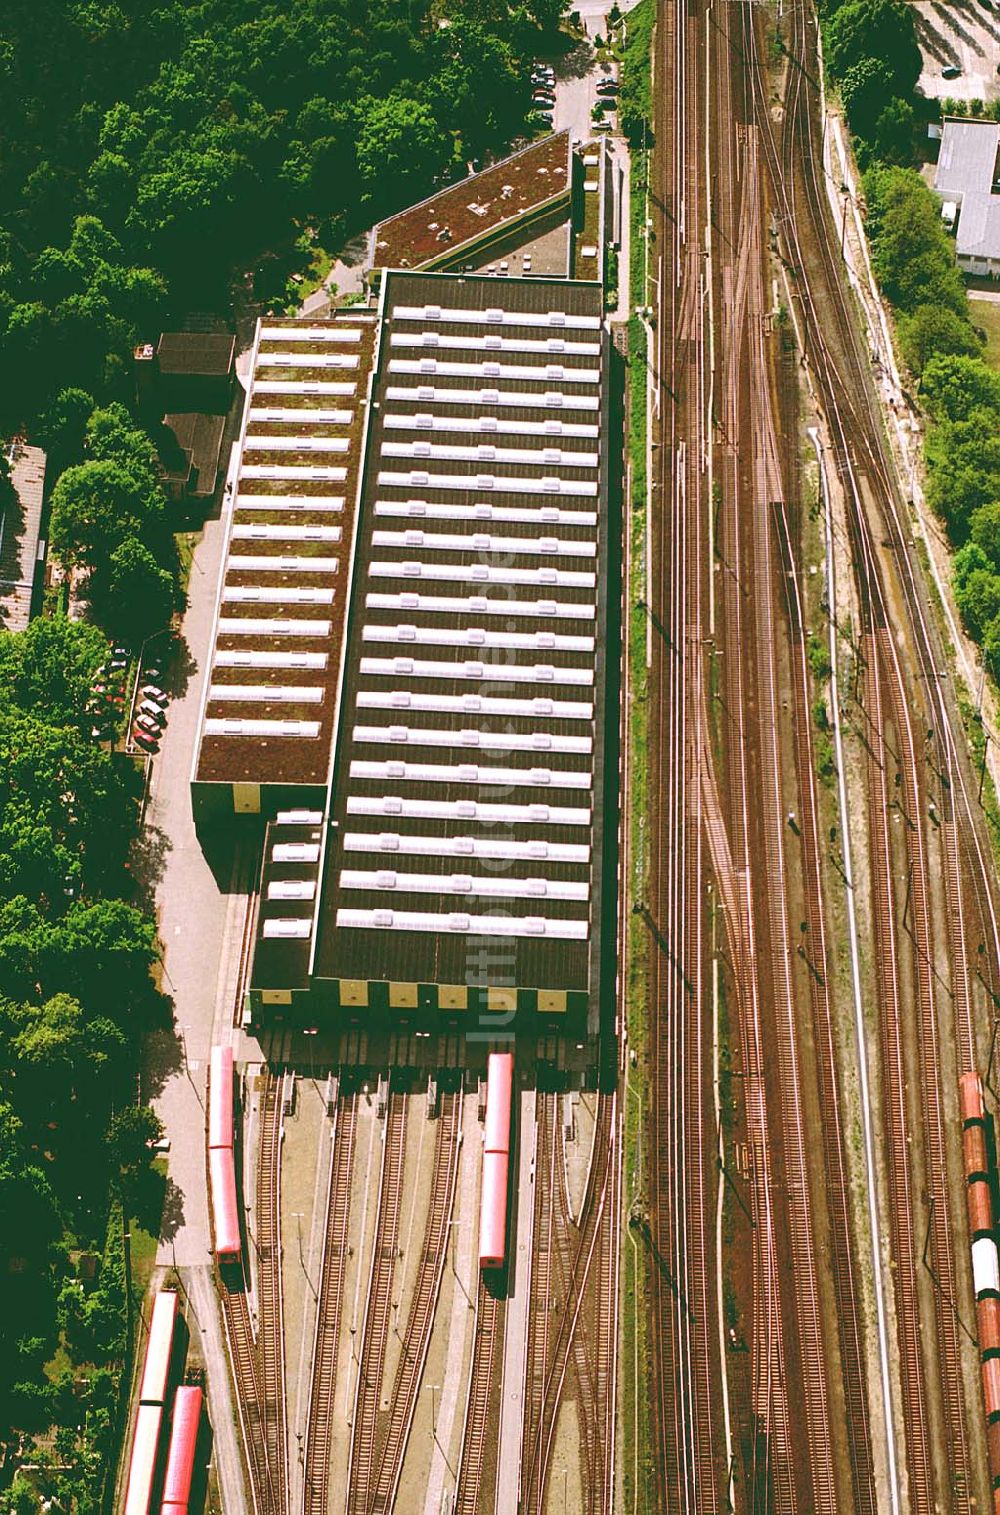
[942, 64, 961, 78]
[133, 726, 159, 751]
[141, 684, 169, 705]
[138, 699, 166, 724]
[135, 712, 163, 737]
[594, 119, 613, 132]
[597, 81, 620, 96]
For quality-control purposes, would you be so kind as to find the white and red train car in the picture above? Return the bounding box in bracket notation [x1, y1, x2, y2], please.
[208, 1044, 241, 1263]
[959, 1070, 1000, 1500]
[159, 1384, 202, 1515]
[479, 1053, 513, 1271]
[122, 1290, 179, 1515]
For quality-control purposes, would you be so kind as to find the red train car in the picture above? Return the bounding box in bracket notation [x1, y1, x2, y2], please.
[961, 1071, 986, 1128]
[209, 1146, 241, 1261]
[208, 1045, 234, 1152]
[985, 1357, 1000, 1423]
[479, 1053, 513, 1271]
[981, 1297, 1000, 1359]
[969, 1179, 995, 1240]
[139, 1291, 178, 1407]
[965, 1122, 989, 1181]
[124, 1404, 163, 1515]
[160, 1385, 202, 1514]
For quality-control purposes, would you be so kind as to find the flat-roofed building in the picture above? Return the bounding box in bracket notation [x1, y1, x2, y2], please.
[190, 311, 380, 820]
[240, 271, 619, 1038]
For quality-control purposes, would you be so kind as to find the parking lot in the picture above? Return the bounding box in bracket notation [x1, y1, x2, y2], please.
[915, 0, 1000, 102]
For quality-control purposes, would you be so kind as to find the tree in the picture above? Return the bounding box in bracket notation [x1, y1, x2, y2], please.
[898, 307, 982, 379]
[48, 458, 158, 570]
[841, 56, 896, 141]
[90, 534, 179, 643]
[105, 1105, 163, 1201]
[0, 615, 107, 731]
[920, 353, 1000, 422]
[863, 164, 969, 317]
[953, 565, 1000, 638]
[34, 387, 96, 473]
[970, 501, 1000, 571]
[824, 0, 921, 97]
[355, 94, 452, 207]
[926, 408, 1000, 536]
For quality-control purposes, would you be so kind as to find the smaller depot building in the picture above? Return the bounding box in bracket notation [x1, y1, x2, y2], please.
[935, 117, 1000, 276]
[191, 151, 620, 1043]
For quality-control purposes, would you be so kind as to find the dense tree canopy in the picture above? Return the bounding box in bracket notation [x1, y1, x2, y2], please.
[0, 0, 560, 435]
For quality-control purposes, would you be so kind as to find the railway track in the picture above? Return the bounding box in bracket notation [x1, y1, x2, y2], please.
[303, 1090, 358, 1515]
[454, 1278, 504, 1515]
[368, 1085, 462, 1514]
[220, 1278, 272, 1515]
[346, 1087, 407, 1515]
[743, 0, 983, 1504]
[521, 1092, 618, 1515]
[257, 1069, 289, 1515]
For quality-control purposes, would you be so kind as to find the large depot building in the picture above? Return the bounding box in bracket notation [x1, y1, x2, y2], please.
[191, 225, 620, 1040]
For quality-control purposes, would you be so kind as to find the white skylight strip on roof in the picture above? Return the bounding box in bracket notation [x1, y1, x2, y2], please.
[240, 465, 347, 481]
[232, 523, 342, 541]
[228, 555, 339, 573]
[350, 759, 591, 790]
[263, 918, 313, 939]
[256, 352, 359, 368]
[343, 831, 591, 863]
[249, 408, 353, 424]
[222, 585, 334, 604]
[388, 360, 599, 384]
[335, 907, 588, 940]
[371, 529, 596, 559]
[215, 649, 328, 669]
[373, 501, 597, 527]
[352, 725, 592, 754]
[217, 617, 331, 637]
[205, 718, 321, 738]
[361, 624, 594, 653]
[391, 305, 602, 331]
[380, 441, 598, 469]
[235, 495, 344, 512]
[390, 333, 600, 357]
[359, 656, 594, 687]
[347, 796, 591, 825]
[356, 690, 592, 719]
[209, 684, 324, 703]
[370, 561, 595, 589]
[383, 414, 599, 440]
[365, 591, 595, 621]
[339, 870, 589, 902]
[267, 880, 318, 900]
[260, 326, 363, 341]
[377, 471, 598, 498]
[245, 435, 350, 454]
[273, 842, 321, 862]
[275, 809, 324, 823]
[253, 380, 356, 396]
[385, 385, 600, 412]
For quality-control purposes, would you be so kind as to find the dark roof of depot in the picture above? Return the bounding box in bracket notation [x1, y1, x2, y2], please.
[162, 412, 226, 495]
[372, 133, 572, 271]
[312, 269, 608, 995]
[157, 331, 236, 376]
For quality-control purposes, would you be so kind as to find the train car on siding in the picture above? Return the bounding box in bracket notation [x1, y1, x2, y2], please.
[208, 1045, 234, 1152]
[974, 1236, 1000, 1300]
[961, 1070, 987, 1128]
[969, 1178, 995, 1240]
[985, 1356, 1000, 1423]
[160, 1385, 202, 1514]
[981, 1297, 1000, 1360]
[123, 1404, 164, 1515]
[965, 1120, 990, 1181]
[139, 1291, 179, 1407]
[209, 1146, 241, 1262]
[479, 1052, 513, 1271]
